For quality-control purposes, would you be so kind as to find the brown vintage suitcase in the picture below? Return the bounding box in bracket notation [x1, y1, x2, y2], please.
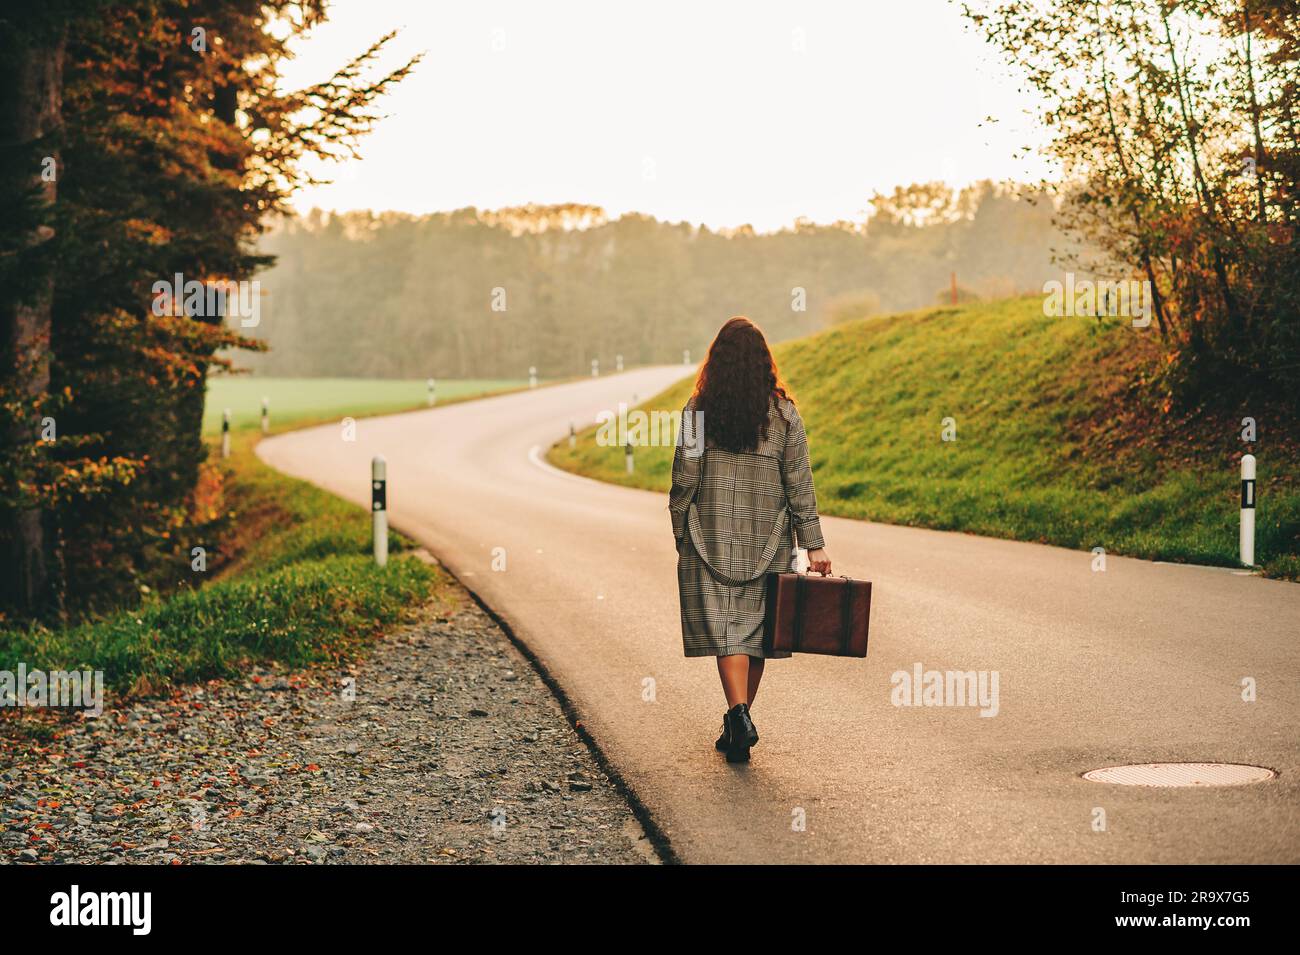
[763, 573, 872, 657]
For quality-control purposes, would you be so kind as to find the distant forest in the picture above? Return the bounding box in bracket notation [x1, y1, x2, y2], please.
[237, 181, 1085, 379]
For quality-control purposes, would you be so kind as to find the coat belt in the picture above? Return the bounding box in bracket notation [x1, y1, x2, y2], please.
[685, 503, 789, 587]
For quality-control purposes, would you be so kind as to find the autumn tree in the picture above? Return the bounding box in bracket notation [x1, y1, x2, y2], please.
[0, 2, 89, 615]
[963, 0, 1300, 406]
[0, 0, 417, 619]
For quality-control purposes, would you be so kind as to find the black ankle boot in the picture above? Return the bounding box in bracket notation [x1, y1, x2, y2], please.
[723, 703, 758, 762]
[742, 703, 759, 747]
[734, 703, 758, 746]
[716, 703, 759, 752]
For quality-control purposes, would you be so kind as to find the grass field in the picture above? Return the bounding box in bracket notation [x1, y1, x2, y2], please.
[548, 297, 1299, 578]
[0, 431, 447, 701]
[0, 376, 532, 705]
[203, 376, 525, 434]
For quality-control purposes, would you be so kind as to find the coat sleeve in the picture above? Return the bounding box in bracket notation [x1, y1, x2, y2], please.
[780, 404, 826, 550]
[668, 404, 702, 544]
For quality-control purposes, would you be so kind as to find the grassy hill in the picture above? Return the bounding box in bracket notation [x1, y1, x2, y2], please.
[548, 297, 1299, 578]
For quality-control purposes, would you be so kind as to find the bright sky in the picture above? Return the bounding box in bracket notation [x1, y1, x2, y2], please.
[279, 0, 1052, 232]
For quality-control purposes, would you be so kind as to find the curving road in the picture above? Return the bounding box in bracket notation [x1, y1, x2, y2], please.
[258, 368, 1300, 864]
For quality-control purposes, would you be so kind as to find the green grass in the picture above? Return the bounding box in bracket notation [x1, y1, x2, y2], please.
[203, 375, 526, 434]
[549, 297, 1299, 577]
[0, 375, 539, 703]
[0, 431, 447, 698]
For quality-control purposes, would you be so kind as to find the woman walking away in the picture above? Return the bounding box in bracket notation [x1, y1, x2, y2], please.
[669, 316, 832, 764]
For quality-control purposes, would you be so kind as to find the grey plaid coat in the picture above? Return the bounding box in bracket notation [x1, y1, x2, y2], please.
[669, 395, 826, 658]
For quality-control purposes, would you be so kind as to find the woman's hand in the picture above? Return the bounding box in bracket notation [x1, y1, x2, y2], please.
[806, 548, 832, 576]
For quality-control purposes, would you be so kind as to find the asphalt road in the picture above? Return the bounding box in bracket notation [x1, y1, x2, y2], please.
[258, 367, 1300, 864]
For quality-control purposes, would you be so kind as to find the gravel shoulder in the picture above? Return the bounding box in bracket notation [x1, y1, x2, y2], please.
[0, 573, 658, 865]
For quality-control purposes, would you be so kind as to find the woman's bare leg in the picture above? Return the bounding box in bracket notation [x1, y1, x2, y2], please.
[747, 656, 765, 706]
[716, 654, 749, 708]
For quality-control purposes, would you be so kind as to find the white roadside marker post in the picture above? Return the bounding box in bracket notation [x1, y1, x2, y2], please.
[569, 422, 576, 449]
[427, 378, 436, 407]
[591, 358, 599, 378]
[616, 354, 624, 372]
[683, 348, 690, 365]
[221, 408, 231, 458]
[529, 366, 537, 389]
[261, 397, 269, 434]
[372, 455, 388, 568]
[1240, 454, 1256, 567]
[625, 440, 634, 474]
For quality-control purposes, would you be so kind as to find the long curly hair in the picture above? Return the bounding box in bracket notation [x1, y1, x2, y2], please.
[691, 317, 792, 453]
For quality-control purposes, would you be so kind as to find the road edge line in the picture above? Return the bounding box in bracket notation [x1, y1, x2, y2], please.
[527, 443, 613, 487]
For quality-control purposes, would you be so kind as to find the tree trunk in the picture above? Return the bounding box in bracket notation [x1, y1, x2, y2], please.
[1159, 7, 1244, 335]
[1094, 3, 1170, 338]
[1242, 5, 1268, 224]
[0, 31, 65, 615]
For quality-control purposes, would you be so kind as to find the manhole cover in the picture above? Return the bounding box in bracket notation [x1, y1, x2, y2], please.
[1083, 763, 1275, 787]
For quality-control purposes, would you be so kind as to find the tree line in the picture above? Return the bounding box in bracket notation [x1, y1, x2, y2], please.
[239, 181, 1077, 380]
